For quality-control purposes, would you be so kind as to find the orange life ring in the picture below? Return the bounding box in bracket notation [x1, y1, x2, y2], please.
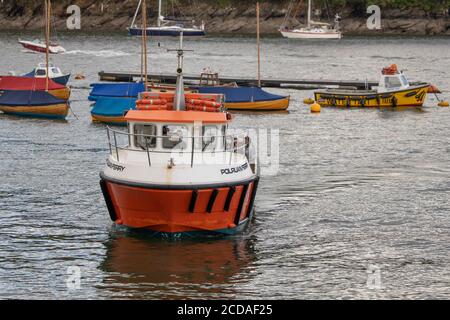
[186, 104, 220, 112]
[186, 99, 221, 108]
[136, 104, 171, 111]
[136, 99, 167, 106]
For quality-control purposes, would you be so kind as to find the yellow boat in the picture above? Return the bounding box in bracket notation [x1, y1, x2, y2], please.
[314, 64, 429, 108]
[225, 97, 290, 111]
[0, 90, 69, 119]
[0, 103, 68, 119]
[193, 86, 290, 111]
[91, 114, 127, 125]
[49, 87, 71, 101]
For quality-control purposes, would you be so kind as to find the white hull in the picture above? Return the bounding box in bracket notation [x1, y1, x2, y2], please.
[18, 40, 66, 54]
[280, 30, 342, 39]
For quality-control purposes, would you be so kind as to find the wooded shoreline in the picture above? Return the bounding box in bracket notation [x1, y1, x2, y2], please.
[0, 0, 449, 35]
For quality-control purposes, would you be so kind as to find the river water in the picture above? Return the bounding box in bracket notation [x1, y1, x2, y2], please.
[0, 32, 449, 299]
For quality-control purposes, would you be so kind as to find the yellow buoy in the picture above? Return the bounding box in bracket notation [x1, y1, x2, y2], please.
[438, 101, 449, 107]
[304, 98, 315, 105]
[310, 102, 321, 113]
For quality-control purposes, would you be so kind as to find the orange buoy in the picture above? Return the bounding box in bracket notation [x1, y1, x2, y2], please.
[74, 74, 85, 80]
[310, 102, 321, 113]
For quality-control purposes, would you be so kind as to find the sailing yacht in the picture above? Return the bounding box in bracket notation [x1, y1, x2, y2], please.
[128, 0, 205, 37]
[280, 0, 342, 39]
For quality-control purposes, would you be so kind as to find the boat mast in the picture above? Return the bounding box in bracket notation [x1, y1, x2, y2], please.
[157, 0, 162, 27]
[130, 0, 142, 28]
[173, 32, 186, 111]
[256, 2, 261, 88]
[45, 0, 50, 92]
[307, 0, 311, 28]
[142, 0, 148, 88]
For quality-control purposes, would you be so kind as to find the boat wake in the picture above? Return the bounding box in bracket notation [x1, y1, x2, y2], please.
[21, 49, 40, 54]
[64, 50, 131, 57]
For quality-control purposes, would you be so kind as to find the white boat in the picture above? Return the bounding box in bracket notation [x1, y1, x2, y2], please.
[18, 39, 66, 54]
[23, 62, 71, 86]
[280, 0, 342, 39]
[99, 33, 259, 237]
[128, 0, 205, 37]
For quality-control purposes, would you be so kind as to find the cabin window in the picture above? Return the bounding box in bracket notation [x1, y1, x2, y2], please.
[385, 76, 402, 88]
[162, 125, 188, 150]
[400, 75, 408, 86]
[52, 68, 59, 74]
[134, 124, 157, 150]
[35, 69, 46, 76]
[222, 125, 227, 150]
[202, 125, 218, 151]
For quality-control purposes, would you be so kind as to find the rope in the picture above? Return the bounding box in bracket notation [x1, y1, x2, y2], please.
[67, 101, 79, 120]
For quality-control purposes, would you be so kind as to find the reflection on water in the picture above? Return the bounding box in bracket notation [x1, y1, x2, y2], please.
[99, 230, 257, 299]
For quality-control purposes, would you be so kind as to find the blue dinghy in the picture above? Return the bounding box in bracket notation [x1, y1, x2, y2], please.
[91, 96, 137, 124]
[89, 82, 145, 101]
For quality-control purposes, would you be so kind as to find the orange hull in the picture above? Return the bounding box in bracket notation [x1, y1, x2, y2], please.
[100, 175, 259, 236]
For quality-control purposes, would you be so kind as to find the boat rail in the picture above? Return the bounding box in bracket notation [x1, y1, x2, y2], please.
[106, 126, 250, 168]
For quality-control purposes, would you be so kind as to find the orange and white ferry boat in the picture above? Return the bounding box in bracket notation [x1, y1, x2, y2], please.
[99, 36, 259, 238]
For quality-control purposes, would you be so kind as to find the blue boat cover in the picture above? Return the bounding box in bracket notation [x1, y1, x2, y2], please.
[23, 71, 71, 86]
[89, 82, 145, 101]
[0, 90, 65, 106]
[91, 97, 136, 117]
[23, 70, 36, 77]
[191, 86, 287, 103]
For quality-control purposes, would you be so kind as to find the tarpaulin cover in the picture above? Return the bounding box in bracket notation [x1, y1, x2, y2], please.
[91, 97, 136, 116]
[89, 82, 145, 101]
[23, 71, 71, 86]
[0, 76, 65, 90]
[0, 90, 66, 106]
[191, 86, 287, 103]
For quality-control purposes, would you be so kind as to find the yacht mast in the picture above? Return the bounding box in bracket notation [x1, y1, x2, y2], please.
[307, 0, 311, 28]
[173, 32, 186, 111]
[256, 2, 261, 88]
[130, 0, 142, 28]
[157, 0, 162, 27]
[142, 0, 148, 88]
[45, 0, 50, 92]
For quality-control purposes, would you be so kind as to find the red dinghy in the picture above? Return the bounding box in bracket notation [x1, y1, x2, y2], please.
[18, 39, 66, 54]
[0, 76, 65, 91]
[0, 76, 70, 101]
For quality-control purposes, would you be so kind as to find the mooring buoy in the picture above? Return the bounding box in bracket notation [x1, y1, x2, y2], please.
[310, 102, 321, 113]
